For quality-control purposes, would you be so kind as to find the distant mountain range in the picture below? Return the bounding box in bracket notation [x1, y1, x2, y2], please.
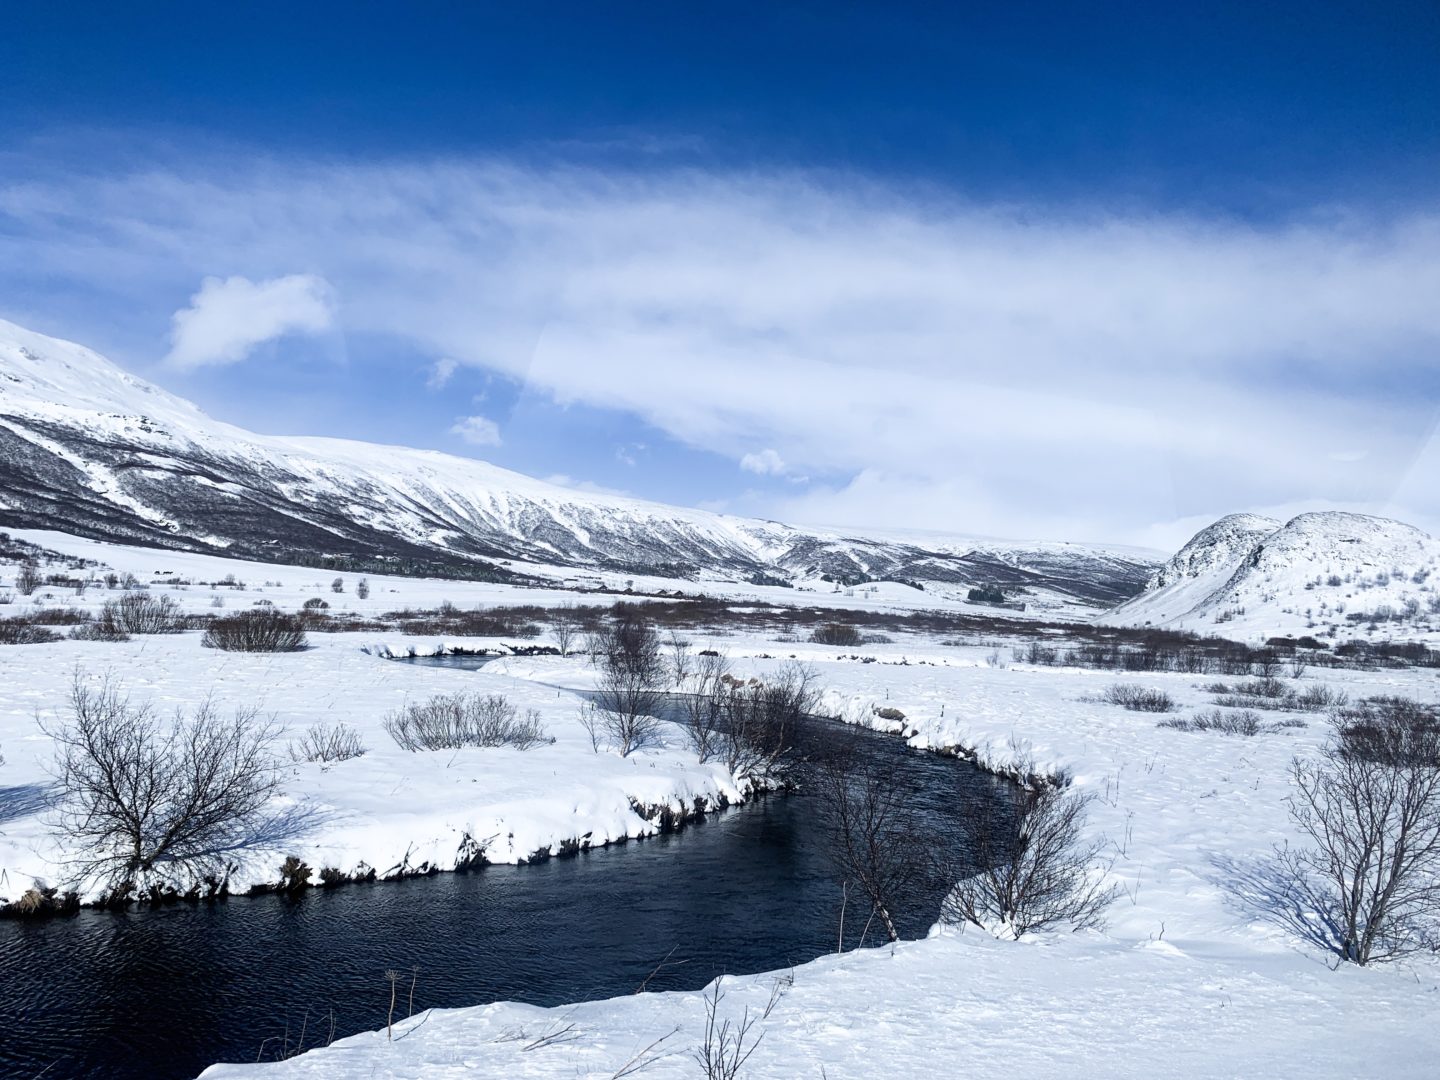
[1105, 511, 1440, 643]
[0, 319, 1157, 609]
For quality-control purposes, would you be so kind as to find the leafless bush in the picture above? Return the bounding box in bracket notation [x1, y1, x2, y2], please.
[692, 978, 764, 1080]
[666, 629, 693, 685]
[681, 650, 732, 762]
[1333, 697, 1440, 766]
[1159, 708, 1263, 736]
[1279, 698, 1440, 964]
[302, 597, 330, 611]
[591, 606, 669, 755]
[713, 664, 817, 786]
[1296, 684, 1348, 711]
[103, 592, 185, 634]
[940, 780, 1116, 939]
[1100, 684, 1176, 713]
[42, 674, 281, 895]
[203, 610, 308, 652]
[550, 603, 580, 655]
[577, 702, 604, 753]
[815, 739, 930, 943]
[355, 578, 370, 600]
[288, 722, 367, 764]
[811, 622, 862, 646]
[15, 562, 42, 596]
[0, 617, 62, 644]
[330, 577, 345, 594]
[384, 693, 550, 752]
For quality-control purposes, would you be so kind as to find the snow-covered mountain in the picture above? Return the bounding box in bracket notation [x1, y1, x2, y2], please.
[0, 319, 1156, 606]
[1106, 511, 1440, 642]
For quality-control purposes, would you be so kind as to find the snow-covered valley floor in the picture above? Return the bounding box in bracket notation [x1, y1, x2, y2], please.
[3, 533, 1440, 1078]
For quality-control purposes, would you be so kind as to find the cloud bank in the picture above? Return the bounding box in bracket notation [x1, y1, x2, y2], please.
[2, 156, 1437, 544]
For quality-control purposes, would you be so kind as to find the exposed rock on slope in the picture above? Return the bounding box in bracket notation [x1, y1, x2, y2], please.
[0, 319, 1155, 606]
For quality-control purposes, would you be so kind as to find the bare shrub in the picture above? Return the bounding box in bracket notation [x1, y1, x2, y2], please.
[203, 610, 308, 652]
[302, 597, 330, 611]
[1333, 697, 1440, 765]
[810, 622, 862, 647]
[815, 739, 930, 943]
[0, 617, 62, 645]
[692, 977, 764, 1080]
[1280, 697, 1440, 964]
[288, 722, 367, 764]
[1159, 708, 1263, 736]
[384, 693, 550, 752]
[681, 650, 732, 762]
[330, 577, 344, 594]
[714, 664, 817, 787]
[577, 701, 604, 753]
[69, 620, 130, 642]
[666, 629, 693, 685]
[940, 780, 1116, 939]
[103, 592, 184, 634]
[591, 606, 669, 755]
[355, 578, 370, 600]
[1296, 683, 1348, 711]
[42, 674, 281, 895]
[1100, 684, 1176, 713]
[549, 603, 580, 655]
[15, 562, 42, 596]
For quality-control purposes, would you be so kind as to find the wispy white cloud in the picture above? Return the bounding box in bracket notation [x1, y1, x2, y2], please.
[426, 357, 459, 389]
[3, 156, 1438, 543]
[165, 273, 333, 369]
[449, 414, 501, 447]
[740, 448, 787, 475]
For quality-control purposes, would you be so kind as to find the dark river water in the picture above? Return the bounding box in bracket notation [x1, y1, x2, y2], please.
[1, 663, 1006, 1079]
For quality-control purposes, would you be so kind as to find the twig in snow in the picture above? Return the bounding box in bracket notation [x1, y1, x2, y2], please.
[634, 944, 689, 993]
[523, 1022, 581, 1051]
[609, 1026, 681, 1078]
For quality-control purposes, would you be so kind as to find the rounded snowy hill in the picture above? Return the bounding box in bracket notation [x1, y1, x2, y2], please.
[1105, 511, 1440, 643]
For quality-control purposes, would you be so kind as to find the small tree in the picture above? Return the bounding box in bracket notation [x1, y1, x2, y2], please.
[355, 578, 370, 600]
[549, 603, 580, 656]
[940, 779, 1116, 939]
[591, 606, 668, 755]
[1280, 697, 1440, 964]
[43, 674, 280, 896]
[681, 651, 733, 762]
[666, 629, 693, 686]
[716, 664, 815, 787]
[330, 577, 345, 594]
[815, 742, 930, 943]
[15, 562, 42, 596]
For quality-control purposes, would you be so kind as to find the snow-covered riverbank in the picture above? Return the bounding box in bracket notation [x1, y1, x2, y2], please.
[0, 633, 745, 906]
[199, 635, 1440, 1077]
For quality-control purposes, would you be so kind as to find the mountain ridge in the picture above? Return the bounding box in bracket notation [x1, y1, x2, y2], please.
[0, 319, 1156, 608]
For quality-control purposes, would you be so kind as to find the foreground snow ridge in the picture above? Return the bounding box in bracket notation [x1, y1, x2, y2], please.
[199, 929, 1440, 1080]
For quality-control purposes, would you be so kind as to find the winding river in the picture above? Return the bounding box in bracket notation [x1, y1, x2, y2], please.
[1, 663, 1006, 1079]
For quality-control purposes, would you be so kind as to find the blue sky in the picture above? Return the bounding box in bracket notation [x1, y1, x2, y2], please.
[2, 2, 1438, 547]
